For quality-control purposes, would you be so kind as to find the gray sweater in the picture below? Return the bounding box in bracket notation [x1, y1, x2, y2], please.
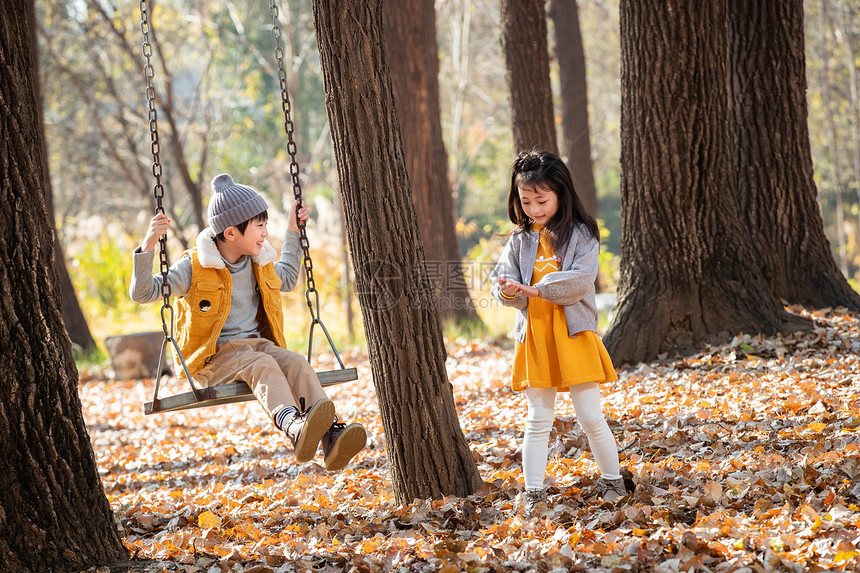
[130, 227, 303, 345]
[490, 223, 599, 343]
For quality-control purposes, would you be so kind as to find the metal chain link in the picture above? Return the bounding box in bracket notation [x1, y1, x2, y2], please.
[269, 0, 319, 320]
[140, 0, 173, 336]
[139, 0, 204, 405]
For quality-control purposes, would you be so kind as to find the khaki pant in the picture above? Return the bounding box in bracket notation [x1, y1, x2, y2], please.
[194, 338, 328, 422]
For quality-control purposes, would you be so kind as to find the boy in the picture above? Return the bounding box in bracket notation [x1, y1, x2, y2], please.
[130, 173, 366, 471]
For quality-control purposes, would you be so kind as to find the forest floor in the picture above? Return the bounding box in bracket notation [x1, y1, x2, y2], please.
[78, 306, 860, 573]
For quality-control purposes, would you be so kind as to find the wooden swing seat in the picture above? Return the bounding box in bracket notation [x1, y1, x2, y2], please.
[144, 367, 358, 415]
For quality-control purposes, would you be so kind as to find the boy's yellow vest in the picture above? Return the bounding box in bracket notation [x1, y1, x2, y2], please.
[173, 249, 287, 378]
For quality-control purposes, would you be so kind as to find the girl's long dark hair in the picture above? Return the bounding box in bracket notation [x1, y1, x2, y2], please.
[507, 149, 599, 252]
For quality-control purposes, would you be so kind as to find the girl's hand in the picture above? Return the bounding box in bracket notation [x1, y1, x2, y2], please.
[498, 277, 519, 298]
[288, 200, 310, 232]
[498, 278, 541, 298]
[141, 212, 170, 252]
[519, 284, 541, 298]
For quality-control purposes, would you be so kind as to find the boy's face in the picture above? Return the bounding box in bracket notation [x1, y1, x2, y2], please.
[228, 218, 269, 257]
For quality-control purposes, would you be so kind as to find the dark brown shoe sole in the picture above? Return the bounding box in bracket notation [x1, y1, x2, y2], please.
[324, 423, 366, 471]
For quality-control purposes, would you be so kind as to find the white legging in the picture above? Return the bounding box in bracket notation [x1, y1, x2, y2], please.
[523, 383, 620, 490]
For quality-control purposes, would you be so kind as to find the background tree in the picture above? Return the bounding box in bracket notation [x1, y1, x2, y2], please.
[548, 0, 598, 219]
[38, 0, 327, 245]
[28, 1, 97, 353]
[729, 0, 860, 312]
[603, 0, 809, 366]
[312, 0, 483, 502]
[32, 0, 860, 361]
[0, 1, 128, 569]
[832, 0, 860, 229]
[383, 0, 482, 326]
[499, 0, 558, 155]
[40, 0, 206, 243]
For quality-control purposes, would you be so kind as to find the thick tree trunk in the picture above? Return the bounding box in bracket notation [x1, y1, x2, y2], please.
[54, 241, 98, 352]
[383, 0, 482, 326]
[29, 2, 97, 353]
[548, 0, 598, 219]
[0, 2, 128, 570]
[312, 0, 482, 503]
[500, 0, 558, 154]
[729, 0, 860, 311]
[604, 0, 809, 366]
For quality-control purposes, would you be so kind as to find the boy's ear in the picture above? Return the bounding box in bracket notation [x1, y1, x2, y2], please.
[222, 226, 238, 242]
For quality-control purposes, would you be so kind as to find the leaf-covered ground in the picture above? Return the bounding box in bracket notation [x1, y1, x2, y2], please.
[80, 307, 860, 573]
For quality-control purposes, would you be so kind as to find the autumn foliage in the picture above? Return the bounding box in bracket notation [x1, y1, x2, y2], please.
[80, 307, 860, 572]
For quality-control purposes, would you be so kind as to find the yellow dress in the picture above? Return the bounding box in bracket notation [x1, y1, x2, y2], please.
[511, 225, 617, 392]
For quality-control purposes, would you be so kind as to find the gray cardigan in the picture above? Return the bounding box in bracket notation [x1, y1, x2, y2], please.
[490, 223, 599, 343]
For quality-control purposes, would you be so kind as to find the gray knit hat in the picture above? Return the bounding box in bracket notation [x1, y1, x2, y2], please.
[208, 174, 269, 234]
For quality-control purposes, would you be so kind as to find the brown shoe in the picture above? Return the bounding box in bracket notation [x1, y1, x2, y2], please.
[596, 476, 628, 501]
[321, 420, 366, 471]
[524, 489, 548, 517]
[284, 398, 336, 463]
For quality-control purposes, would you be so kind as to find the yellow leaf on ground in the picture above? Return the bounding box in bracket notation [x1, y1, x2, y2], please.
[198, 510, 222, 529]
[835, 551, 859, 563]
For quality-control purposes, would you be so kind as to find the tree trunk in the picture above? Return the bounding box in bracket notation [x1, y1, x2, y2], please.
[500, 0, 558, 155]
[836, 0, 860, 233]
[0, 2, 128, 570]
[54, 241, 98, 352]
[548, 0, 598, 219]
[815, 2, 849, 276]
[383, 0, 482, 327]
[729, 0, 860, 311]
[312, 0, 482, 503]
[29, 1, 97, 353]
[604, 0, 810, 366]
[335, 180, 355, 339]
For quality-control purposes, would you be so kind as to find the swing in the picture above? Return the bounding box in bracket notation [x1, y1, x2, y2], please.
[138, 0, 357, 415]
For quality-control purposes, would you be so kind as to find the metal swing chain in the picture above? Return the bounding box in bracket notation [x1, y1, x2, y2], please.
[139, 0, 202, 408]
[139, 0, 172, 335]
[269, 1, 319, 321]
[269, 1, 346, 369]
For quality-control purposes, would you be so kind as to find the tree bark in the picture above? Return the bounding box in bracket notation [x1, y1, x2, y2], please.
[312, 0, 482, 503]
[604, 0, 810, 366]
[29, 0, 97, 353]
[383, 0, 482, 326]
[500, 0, 558, 155]
[729, 0, 860, 311]
[548, 0, 598, 219]
[0, 2, 128, 570]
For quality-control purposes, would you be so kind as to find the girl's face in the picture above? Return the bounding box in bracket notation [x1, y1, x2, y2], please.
[518, 183, 558, 225]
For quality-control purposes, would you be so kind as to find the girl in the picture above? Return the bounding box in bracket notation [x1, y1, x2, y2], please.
[490, 149, 626, 515]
